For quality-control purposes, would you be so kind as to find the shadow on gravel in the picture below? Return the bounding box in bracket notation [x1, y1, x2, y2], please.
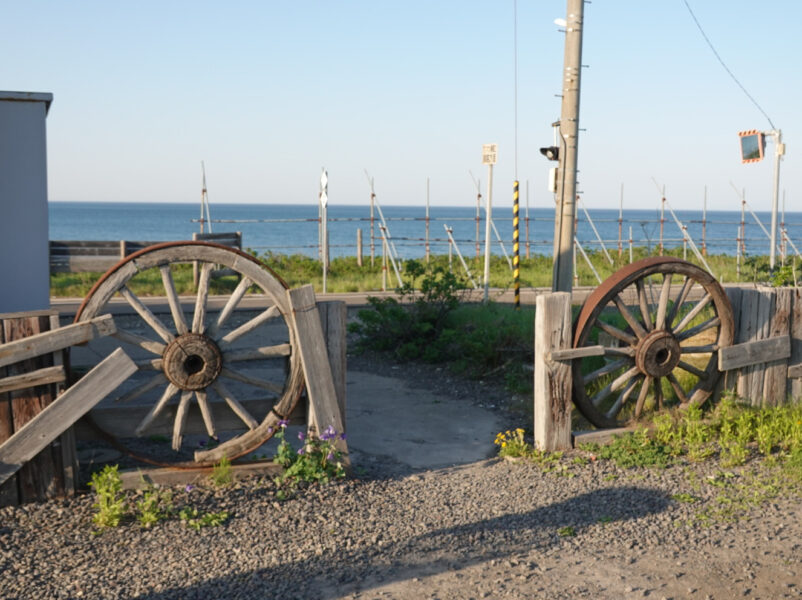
[133, 486, 671, 600]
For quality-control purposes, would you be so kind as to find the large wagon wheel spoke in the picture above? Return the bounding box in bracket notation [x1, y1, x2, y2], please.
[192, 262, 214, 334]
[206, 276, 253, 339]
[571, 257, 733, 428]
[159, 264, 189, 335]
[119, 286, 175, 344]
[75, 241, 305, 466]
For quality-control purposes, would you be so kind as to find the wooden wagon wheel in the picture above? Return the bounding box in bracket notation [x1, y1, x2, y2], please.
[74, 241, 304, 466]
[572, 256, 734, 429]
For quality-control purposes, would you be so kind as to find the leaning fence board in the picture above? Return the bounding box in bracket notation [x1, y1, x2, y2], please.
[287, 286, 347, 457]
[0, 315, 116, 369]
[534, 292, 572, 452]
[0, 348, 136, 487]
[718, 336, 791, 372]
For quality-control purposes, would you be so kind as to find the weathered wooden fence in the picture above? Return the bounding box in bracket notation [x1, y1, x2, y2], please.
[0, 287, 347, 499]
[719, 286, 802, 405]
[49, 232, 242, 273]
[535, 286, 802, 451]
[0, 311, 134, 506]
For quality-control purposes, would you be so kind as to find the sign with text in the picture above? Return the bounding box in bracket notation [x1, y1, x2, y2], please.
[482, 143, 498, 165]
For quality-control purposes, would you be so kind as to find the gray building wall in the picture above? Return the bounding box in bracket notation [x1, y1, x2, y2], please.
[0, 92, 52, 313]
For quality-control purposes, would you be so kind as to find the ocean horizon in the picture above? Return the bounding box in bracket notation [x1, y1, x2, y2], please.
[48, 201, 802, 260]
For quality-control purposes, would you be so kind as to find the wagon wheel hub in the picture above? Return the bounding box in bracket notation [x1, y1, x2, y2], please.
[635, 330, 681, 378]
[162, 333, 223, 391]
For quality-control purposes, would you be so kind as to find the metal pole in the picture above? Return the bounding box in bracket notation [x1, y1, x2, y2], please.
[483, 163, 494, 302]
[659, 189, 665, 256]
[579, 198, 613, 264]
[444, 224, 478, 288]
[628, 226, 633, 263]
[736, 226, 741, 280]
[476, 184, 481, 259]
[769, 129, 784, 271]
[525, 179, 531, 259]
[370, 190, 375, 267]
[551, 0, 584, 293]
[513, 180, 520, 310]
[618, 183, 623, 258]
[781, 190, 786, 264]
[425, 177, 430, 263]
[702, 186, 707, 257]
[740, 189, 746, 258]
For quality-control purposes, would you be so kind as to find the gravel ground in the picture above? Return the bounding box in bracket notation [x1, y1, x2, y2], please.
[1, 455, 801, 600]
[2, 339, 802, 599]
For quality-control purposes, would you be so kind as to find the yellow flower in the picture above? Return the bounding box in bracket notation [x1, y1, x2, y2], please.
[516, 428, 524, 434]
[501, 442, 507, 447]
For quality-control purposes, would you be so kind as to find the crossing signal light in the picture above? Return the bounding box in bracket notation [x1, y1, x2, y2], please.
[540, 146, 559, 161]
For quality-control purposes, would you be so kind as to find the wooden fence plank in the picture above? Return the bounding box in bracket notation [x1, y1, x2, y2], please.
[550, 345, 604, 361]
[748, 289, 774, 405]
[735, 288, 758, 402]
[790, 289, 802, 403]
[0, 348, 136, 487]
[287, 286, 348, 458]
[318, 301, 347, 429]
[0, 315, 116, 369]
[49, 313, 77, 499]
[534, 292, 572, 452]
[718, 336, 791, 372]
[0, 366, 66, 394]
[720, 287, 742, 394]
[0, 322, 17, 506]
[3, 313, 59, 503]
[762, 287, 792, 406]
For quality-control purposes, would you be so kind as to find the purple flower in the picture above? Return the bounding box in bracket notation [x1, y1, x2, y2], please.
[339, 433, 347, 441]
[278, 419, 289, 428]
[267, 427, 274, 435]
[297, 447, 306, 455]
[298, 431, 306, 441]
[326, 452, 335, 461]
[321, 425, 337, 441]
[185, 484, 194, 493]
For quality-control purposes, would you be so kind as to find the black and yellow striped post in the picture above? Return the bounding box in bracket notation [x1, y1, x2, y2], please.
[512, 180, 520, 310]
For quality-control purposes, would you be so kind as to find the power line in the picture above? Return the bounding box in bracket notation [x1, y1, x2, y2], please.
[513, 0, 519, 179]
[681, 0, 775, 130]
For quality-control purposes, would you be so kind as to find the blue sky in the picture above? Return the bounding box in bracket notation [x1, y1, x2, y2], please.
[3, 1, 799, 211]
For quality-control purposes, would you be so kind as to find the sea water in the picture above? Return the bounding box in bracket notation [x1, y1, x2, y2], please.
[48, 201, 802, 260]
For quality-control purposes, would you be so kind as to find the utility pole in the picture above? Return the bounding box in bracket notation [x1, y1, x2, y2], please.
[769, 129, 784, 271]
[551, 0, 584, 293]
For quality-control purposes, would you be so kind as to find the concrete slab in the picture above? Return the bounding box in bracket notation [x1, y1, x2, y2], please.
[345, 370, 505, 470]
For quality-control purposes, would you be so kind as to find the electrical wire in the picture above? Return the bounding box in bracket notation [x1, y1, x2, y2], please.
[681, 0, 775, 130]
[513, 0, 519, 179]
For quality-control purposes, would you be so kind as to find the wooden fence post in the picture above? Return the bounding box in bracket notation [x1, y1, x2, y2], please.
[287, 286, 348, 459]
[534, 292, 573, 451]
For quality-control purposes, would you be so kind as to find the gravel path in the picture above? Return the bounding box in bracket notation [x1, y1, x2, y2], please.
[2, 450, 801, 599]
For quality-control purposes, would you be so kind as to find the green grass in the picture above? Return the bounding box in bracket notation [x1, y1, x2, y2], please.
[50, 247, 800, 297]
